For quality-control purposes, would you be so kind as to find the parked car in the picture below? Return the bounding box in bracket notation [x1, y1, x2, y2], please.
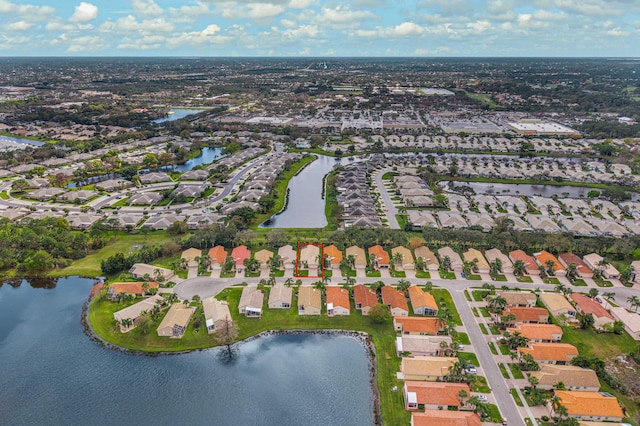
[478, 395, 487, 401]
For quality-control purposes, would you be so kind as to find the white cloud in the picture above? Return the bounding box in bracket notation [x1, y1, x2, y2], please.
[132, 0, 163, 17]
[6, 21, 34, 31]
[288, 0, 316, 8]
[167, 24, 231, 49]
[0, 0, 55, 21]
[282, 24, 320, 39]
[392, 22, 426, 36]
[100, 15, 175, 34]
[168, 2, 211, 23]
[69, 2, 98, 22]
[467, 20, 491, 33]
[605, 28, 629, 36]
[318, 5, 377, 24]
[247, 3, 285, 19]
[118, 35, 165, 50]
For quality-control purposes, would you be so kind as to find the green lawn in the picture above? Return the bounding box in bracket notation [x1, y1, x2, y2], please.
[472, 290, 486, 301]
[472, 308, 479, 317]
[470, 375, 491, 393]
[480, 307, 491, 318]
[498, 363, 508, 378]
[493, 274, 507, 282]
[508, 363, 524, 379]
[366, 271, 381, 278]
[561, 327, 638, 359]
[594, 278, 613, 287]
[571, 279, 587, 286]
[490, 325, 501, 335]
[467, 274, 482, 281]
[464, 290, 471, 301]
[479, 323, 488, 334]
[490, 343, 498, 355]
[52, 232, 174, 277]
[431, 288, 462, 326]
[390, 270, 406, 278]
[458, 351, 480, 367]
[499, 344, 512, 356]
[510, 389, 524, 406]
[415, 270, 431, 279]
[91, 287, 410, 425]
[516, 276, 534, 283]
[457, 332, 471, 345]
[484, 403, 502, 423]
[440, 272, 456, 280]
[543, 277, 561, 285]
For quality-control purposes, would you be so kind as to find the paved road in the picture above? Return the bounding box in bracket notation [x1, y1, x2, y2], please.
[373, 168, 400, 229]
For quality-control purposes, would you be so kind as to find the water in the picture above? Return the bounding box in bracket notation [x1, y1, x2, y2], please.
[261, 155, 338, 228]
[0, 135, 45, 147]
[166, 146, 224, 172]
[0, 277, 373, 426]
[152, 108, 206, 124]
[439, 181, 640, 200]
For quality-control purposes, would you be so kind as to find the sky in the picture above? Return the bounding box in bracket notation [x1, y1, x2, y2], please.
[0, 0, 639, 57]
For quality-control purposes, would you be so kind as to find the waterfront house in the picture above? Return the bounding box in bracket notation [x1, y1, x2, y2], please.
[156, 303, 195, 338]
[549, 391, 624, 422]
[108, 281, 158, 299]
[129, 263, 175, 282]
[353, 284, 378, 315]
[113, 295, 163, 332]
[202, 297, 232, 334]
[518, 343, 578, 365]
[298, 285, 322, 316]
[381, 286, 409, 316]
[400, 356, 458, 382]
[238, 286, 263, 317]
[407, 286, 438, 316]
[403, 381, 470, 410]
[410, 411, 481, 426]
[326, 286, 350, 316]
[394, 317, 441, 335]
[530, 365, 600, 392]
[569, 293, 615, 330]
[268, 285, 292, 309]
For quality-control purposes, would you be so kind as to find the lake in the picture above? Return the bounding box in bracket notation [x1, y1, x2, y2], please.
[153, 108, 207, 124]
[164, 146, 224, 172]
[0, 277, 374, 426]
[261, 155, 339, 228]
[0, 135, 45, 147]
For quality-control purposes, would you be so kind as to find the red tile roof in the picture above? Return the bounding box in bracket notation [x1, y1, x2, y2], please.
[231, 245, 251, 266]
[569, 293, 614, 320]
[109, 281, 158, 295]
[353, 284, 378, 308]
[405, 381, 470, 407]
[394, 317, 440, 334]
[509, 250, 538, 272]
[324, 245, 343, 265]
[208, 246, 227, 264]
[369, 245, 390, 265]
[518, 343, 578, 362]
[381, 286, 408, 311]
[534, 250, 565, 272]
[558, 252, 591, 274]
[411, 411, 482, 426]
[505, 306, 549, 323]
[326, 286, 350, 310]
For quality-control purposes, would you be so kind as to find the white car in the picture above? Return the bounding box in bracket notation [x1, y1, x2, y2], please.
[478, 395, 488, 401]
[466, 367, 477, 374]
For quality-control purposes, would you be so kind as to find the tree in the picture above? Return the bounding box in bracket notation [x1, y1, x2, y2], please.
[137, 313, 153, 334]
[505, 331, 529, 350]
[528, 374, 539, 390]
[487, 295, 507, 313]
[440, 255, 452, 273]
[396, 279, 410, 296]
[266, 229, 288, 248]
[603, 291, 615, 308]
[458, 389, 468, 407]
[167, 220, 188, 235]
[369, 303, 391, 324]
[215, 318, 239, 353]
[588, 288, 599, 299]
[370, 281, 385, 296]
[513, 260, 526, 277]
[565, 263, 578, 281]
[578, 312, 595, 330]
[627, 295, 640, 312]
[519, 353, 539, 371]
[545, 259, 556, 276]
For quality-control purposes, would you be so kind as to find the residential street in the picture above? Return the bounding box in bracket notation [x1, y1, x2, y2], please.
[373, 168, 400, 229]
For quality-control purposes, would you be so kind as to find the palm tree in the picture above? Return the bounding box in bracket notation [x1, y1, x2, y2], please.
[565, 263, 578, 281]
[603, 291, 615, 308]
[192, 294, 201, 303]
[588, 288, 599, 299]
[513, 259, 526, 277]
[392, 251, 403, 267]
[415, 256, 426, 272]
[627, 295, 640, 312]
[284, 278, 294, 287]
[396, 279, 411, 296]
[425, 281, 433, 292]
[441, 255, 452, 273]
[313, 280, 326, 295]
[370, 280, 385, 296]
[545, 259, 556, 276]
[344, 275, 356, 288]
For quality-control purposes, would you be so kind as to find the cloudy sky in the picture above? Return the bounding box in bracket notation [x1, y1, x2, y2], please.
[0, 0, 638, 56]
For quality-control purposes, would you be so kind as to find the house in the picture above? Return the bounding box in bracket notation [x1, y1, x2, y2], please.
[631, 260, 640, 284]
[403, 381, 470, 410]
[485, 248, 514, 274]
[534, 250, 566, 276]
[391, 246, 414, 270]
[238, 286, 264, 317]
[530, 365, 600, 392]
[394, 317, 441, 335]
[95, 178, 133, 192]
[208, 246, 227, 269]
[202, 297, 232, 334]
[326, 286, 350, 316]
[107, 281, 158, 299]
[346, 245, 367, 271]
[254, 249, 274, 269]
[129, 263, 175, 282]
[381, 286, 409, 316]
[232, 246, 251, 272]
[463, 248, 490, 274]
[181, 248, 201, 265]
[507, 323, 563, 343]
[498, 291, 537, 307]
[540, 293, 577, 319]
[413, 246, 439, 271]
[400, 356, 459, 382]
[278, 244, 297, 270]
[610, 307, 640, 340]
[550, 391, 624, 422]
[410, 411, 481, 426]
[156, 303, 196, 338]
[268, 285, 292, 309]
[569, 293, 615, 330]
[368, 245, 390, 269]
[408, 286, 438, 316]
[437, 247, 464, 272]
[298, 244, 320, 270]
[396, 335, 452, 357]
[298, 285, 322, 315]
[518, 343, 579, 365]
[323, 245, 343, 270]
[139, 172, 171, 184]
[583, 253, 620, 279]
[353, 284, 378, 315]
[67, 214, 102, 230]
[509, 250, 541, 275]
[113, 295, 163, 332]
[129, 192, 164, 205]
[503, 306, 550, 324]
[558, 253, 594, 279]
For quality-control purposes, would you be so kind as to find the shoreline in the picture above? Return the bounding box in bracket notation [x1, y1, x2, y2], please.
[82, 296, 382, 425]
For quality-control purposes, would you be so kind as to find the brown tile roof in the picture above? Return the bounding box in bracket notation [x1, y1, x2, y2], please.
[382, 286, 408, 311]
[497, 291, 537, 306]
[353, 284, 378, 308]
[394, 317, 440, 334]
[504, 306, 549, 323]
[411, 411, 482, 426]
[326, 286, 350, 310]
[569, 293, 614, 320]
[555, 390, 624, 418]
[181, 247, 202, 263]
[109, 281, 158, 295]
[208, 246, 227, 264]
[369, 245, 390, 265]
[345, 246, 367, 266]
[509, 249, 538, 272]
[558, 252, 592, 274]
[405, 381, 470, 407]
[408, 286, 438, 311]
[414, 246, 439, 267]
[530, 364, 600, 389]
[534, 250, 565, 272]
[402, 356, 458, 378]
[507, 323, 562, 341]
[324, 245, 343, 265]
[518, 343, 578, 362]
[540, 293, 575, 314]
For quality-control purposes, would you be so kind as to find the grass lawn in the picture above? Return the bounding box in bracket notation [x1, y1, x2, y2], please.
[479, 323, 488, 334]
[458, 351, 480, 367]
[594, 278, 613, 287]
[432, 288, 462, 326]
[493, 274, 507, 282]
[498, 363, 508, 378]
[415, 270, 431, 279]
[472, 290, 487, 302]
[570, 279, 587, 286]
[390, 270, 406, 278]
[467, 274, 482, 281]
[480, 307, 491, 318]
[464, 290, 471, 301]
[543, 277, 561, 285]
[270, 270, 285, 277]
[508, 363, 524, 379]
[440, 271, 456, 280]
[366, 271, 381, 278]
[561, 327, 638, 360]
[472, 308, 479, 317]
[470, 375, 491, 393]
[91, 287, 410, 425]
[499, 344, 512, 356]
[516, 276, 534, 283]
[457, 332, 471, 345]
[510, 389, 524, 407]
[484, 403, 502, 423]
[490, 325, 501, 335]
[52, 231, 174, 277]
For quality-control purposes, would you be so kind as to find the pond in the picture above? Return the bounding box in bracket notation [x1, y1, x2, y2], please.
[260, 155, 339, 228]
[439, 180, 640, 201]
[152, 108, 207, 124]
[162, 146, 224, 172]
[0, 135, 45, 147]
[0, 277, 374, 426]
